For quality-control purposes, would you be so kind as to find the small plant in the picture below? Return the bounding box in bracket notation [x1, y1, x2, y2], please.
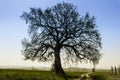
[114, 66, 117, 75]
[92, 68, 95, 72]
[111, 66, 114, 74]
[117, 65, 120, 75]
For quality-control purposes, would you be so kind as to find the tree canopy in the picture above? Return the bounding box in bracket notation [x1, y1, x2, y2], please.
[21, 2, 102, 76]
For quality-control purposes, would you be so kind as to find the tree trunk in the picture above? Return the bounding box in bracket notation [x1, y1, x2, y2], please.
[54, 49, 66, 77]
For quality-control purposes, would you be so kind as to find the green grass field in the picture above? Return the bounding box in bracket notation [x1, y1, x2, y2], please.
[0, 69, 86, 80]
[0, 69, 120, 80]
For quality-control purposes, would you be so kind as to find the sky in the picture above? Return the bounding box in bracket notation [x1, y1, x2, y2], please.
[0, 0, 120, 69]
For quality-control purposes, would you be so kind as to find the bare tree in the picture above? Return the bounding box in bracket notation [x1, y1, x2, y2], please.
[21, 2, 102, 76]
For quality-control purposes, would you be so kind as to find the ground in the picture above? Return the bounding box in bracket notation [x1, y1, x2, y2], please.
[0, 68, 120, 80]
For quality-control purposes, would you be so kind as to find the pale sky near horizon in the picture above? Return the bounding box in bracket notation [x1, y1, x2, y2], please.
[0, 0, 120, 69]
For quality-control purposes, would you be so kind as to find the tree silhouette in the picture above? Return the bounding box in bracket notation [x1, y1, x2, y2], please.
[21, 2, 102, 76]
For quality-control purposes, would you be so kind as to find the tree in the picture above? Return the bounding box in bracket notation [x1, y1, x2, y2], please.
[21, 2, 102, 76]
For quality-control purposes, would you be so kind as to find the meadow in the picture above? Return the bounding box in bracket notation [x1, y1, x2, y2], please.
[0, 69, 84, 80]
[0, 68, 120, 80]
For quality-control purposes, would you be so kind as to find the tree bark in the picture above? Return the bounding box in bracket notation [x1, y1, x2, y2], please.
[54, 49, 66, 77]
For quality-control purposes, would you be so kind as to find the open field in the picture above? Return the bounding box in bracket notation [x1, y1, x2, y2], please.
[0, 68, 120, 80]
[0, 69, 85, 80]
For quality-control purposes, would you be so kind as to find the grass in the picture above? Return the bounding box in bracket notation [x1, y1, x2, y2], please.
[0, 68, 120, 80]
[0, 69, 86, 80]
[90, 72, 110, 80]
[90, 71, 120, 80]
[0, 69, 63, 80]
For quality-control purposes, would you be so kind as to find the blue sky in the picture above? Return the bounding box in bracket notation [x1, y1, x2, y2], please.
[0, 0, 120, 69]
